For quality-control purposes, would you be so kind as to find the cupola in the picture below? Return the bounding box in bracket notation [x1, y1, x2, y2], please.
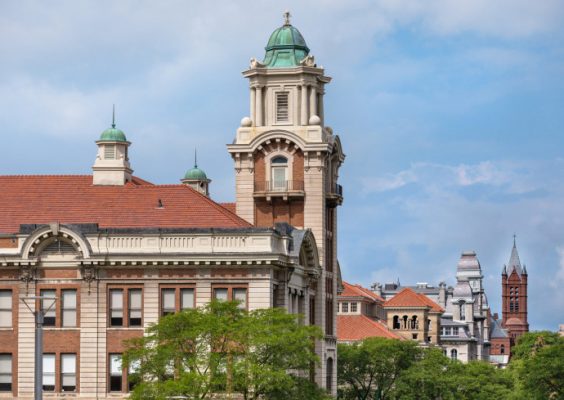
[263, 12, 310, 68]
[181, 150, 211, 196]
[92, 106, 133, 185]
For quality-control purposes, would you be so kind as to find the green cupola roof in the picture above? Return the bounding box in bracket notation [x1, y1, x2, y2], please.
[99, 105, 128, 142]
[263, 12, 310, 68]
[184, 165, 208, 181]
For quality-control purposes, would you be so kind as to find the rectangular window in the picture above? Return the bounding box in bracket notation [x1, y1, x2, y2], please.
[0, 354, 11, 392]
[109, 354, 122, 392]
[233, 288, 247, 310]
[128, 289, 142, 327]
[0, 291, 12, 328]
[180, 288, 194, 310]
[110, 290, 124, 327]
[61, 354, 76, 392]
[161, 289, 176, 316]
[128, 359, 140, 392]
[213, 288, 228, 302]
[341, 302, 348, 313]
[276, 92, 289, 122]
[41, 289, 57, 327]
[61, 290, 77, 328]
[350, 302, 358, 313]
[43, 354, 56, 391]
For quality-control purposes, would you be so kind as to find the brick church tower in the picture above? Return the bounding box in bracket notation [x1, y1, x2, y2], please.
[227, 13, 344, 394]
[501, 237, 529, 344]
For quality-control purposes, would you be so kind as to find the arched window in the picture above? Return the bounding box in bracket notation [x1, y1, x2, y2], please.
[326, 358, 333, 392]
[402, 315, 408, 329]
[450, 349, 458, 360]
[411, 316, 418, 330]
[500, 345, 505, 354]
[393, 315, 400, 330]
[271, 156, 288, 191]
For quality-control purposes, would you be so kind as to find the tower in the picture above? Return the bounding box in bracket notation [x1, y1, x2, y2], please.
[181, 151, 211, 196]
[92, 107, 133, 185]
[501, 237, 529, 343]
[227, 12, 344, 394]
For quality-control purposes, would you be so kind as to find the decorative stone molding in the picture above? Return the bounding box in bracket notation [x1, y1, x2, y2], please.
[81, 266, 98, 294]
[19, 264, 35, 293]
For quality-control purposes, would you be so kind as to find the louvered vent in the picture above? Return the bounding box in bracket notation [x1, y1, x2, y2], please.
[276, 92, 289, 122]
[104, 145, 116, 159]
[41, 240, 77, 255]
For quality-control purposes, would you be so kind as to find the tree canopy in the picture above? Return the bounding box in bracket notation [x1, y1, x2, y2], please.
[123, 300, 330, 400]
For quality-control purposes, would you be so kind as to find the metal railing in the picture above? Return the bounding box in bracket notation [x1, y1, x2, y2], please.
[254, 180, 305, 192]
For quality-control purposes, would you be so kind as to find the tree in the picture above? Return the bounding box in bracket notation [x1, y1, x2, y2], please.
[510, 332, 564, 400]
[123, 300, 326, 400]
[337, 337, 420, 400]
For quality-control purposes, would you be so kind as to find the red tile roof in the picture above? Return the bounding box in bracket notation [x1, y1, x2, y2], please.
[341, 281, 383, 302]
[384, 288, 444, 313]
[220, 202, 236, 214]
[337, 315, 402, 341]
[0, 175, 251, 234]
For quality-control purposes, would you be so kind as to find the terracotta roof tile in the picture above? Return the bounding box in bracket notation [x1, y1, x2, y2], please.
[384, 288, 444, 313]
[0, 175, 251, 233]
[220, 202, 236, 214]
[340, 281, 383, 302]
[337, 315, 402, 341]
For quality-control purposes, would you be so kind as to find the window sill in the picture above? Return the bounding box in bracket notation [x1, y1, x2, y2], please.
[43, 327, 80, 331]
[107, 327, 144, 331]
[0, 327, 14, 331]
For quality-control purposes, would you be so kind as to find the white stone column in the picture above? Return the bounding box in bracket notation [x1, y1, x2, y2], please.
[318, 91, 324, 124]
[256, 86, 263, 126]
[250, 87, 256, 126]
[309, 86, 317, 119]
[301, 84, 308, 125]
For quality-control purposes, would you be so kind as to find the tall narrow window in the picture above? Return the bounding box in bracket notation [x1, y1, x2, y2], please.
[271, 156, 288, 191]
[233, 288, 247, 310]
[0, 354, 11, 392]
[110, 290, 123, 327]
[128, 289, 142, 327]
[41, 289, 57, 326]
[61, 290, 77, 328]
[350, 302, 358, 313]
[161, 289, 176, 316]
[61, 354, 76, 392]
[450, 349, 458, 360]
[276, 92, 289, 122]
[459, 302, 465, 320]
[0, 291, 11, 328]
[109, 354, 122, 392]
[326, 358, 333, 392]
[180, 288, 194, 310]
[43, 354, 56, 391]
[341, 302, 348, 313]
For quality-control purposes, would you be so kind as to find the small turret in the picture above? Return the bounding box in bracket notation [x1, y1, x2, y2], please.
[92, 106, 133, 185]
[181, 150, 211, 196]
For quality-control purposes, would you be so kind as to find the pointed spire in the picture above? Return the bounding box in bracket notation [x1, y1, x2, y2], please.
[194, 148, 198, 168]
[112, 104, 116, 128]
[502, 265, 507, 275]
[508, 235, 523, 276]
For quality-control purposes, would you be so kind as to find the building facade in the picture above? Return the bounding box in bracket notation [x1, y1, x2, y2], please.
[0, 15, 343, 399]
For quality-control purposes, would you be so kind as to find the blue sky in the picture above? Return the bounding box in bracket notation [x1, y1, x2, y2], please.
[1, 1, 563, 330]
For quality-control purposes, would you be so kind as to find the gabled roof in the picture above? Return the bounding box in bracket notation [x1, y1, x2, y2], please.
[337, 315, 402, 341]
[340, 281, 383, 302]
[384, 288, 444, 313]
[0, 175, 251, 234]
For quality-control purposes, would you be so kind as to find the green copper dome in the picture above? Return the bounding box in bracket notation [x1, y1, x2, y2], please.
[99, 126, 127, 142]
[184, 165, 208, 181]
[263, 21, 310, 68]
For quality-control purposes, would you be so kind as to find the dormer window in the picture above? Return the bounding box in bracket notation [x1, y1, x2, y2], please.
[275, 92, 289, 123]
[271, 156, 288, 191]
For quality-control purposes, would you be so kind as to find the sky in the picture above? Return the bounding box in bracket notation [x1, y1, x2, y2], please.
[1, 0, 563, 330]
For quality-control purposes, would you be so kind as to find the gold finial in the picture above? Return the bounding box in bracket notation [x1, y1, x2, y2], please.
[283, 10, 291, 26]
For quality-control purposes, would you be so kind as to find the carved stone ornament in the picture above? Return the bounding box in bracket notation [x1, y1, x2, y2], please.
[300, 54, 316, 67]
[20, 265, 35, 293]
[249, 57, 265, 69]
[82, 266, 98, 294]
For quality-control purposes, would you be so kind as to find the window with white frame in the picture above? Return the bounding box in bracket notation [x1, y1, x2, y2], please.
[61, 290, 77, 328]
[61, 354, 76, 392]
[271, 156, 288, 191]
[43, 354, 56, 391]
[275, 92, 289, 122]
[350, 302, 358, 313]
[341, 302, 348, 313]
[0, 291, 11, 328]
[0, 354, 11, 392]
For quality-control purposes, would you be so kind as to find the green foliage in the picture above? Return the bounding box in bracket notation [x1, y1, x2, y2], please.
[123, 300, 323, 400]
[510, 330, 561, 361]
[337, 337, 420, 400]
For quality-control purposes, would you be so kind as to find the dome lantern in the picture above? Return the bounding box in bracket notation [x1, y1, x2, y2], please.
[181, 149, 211, 196]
